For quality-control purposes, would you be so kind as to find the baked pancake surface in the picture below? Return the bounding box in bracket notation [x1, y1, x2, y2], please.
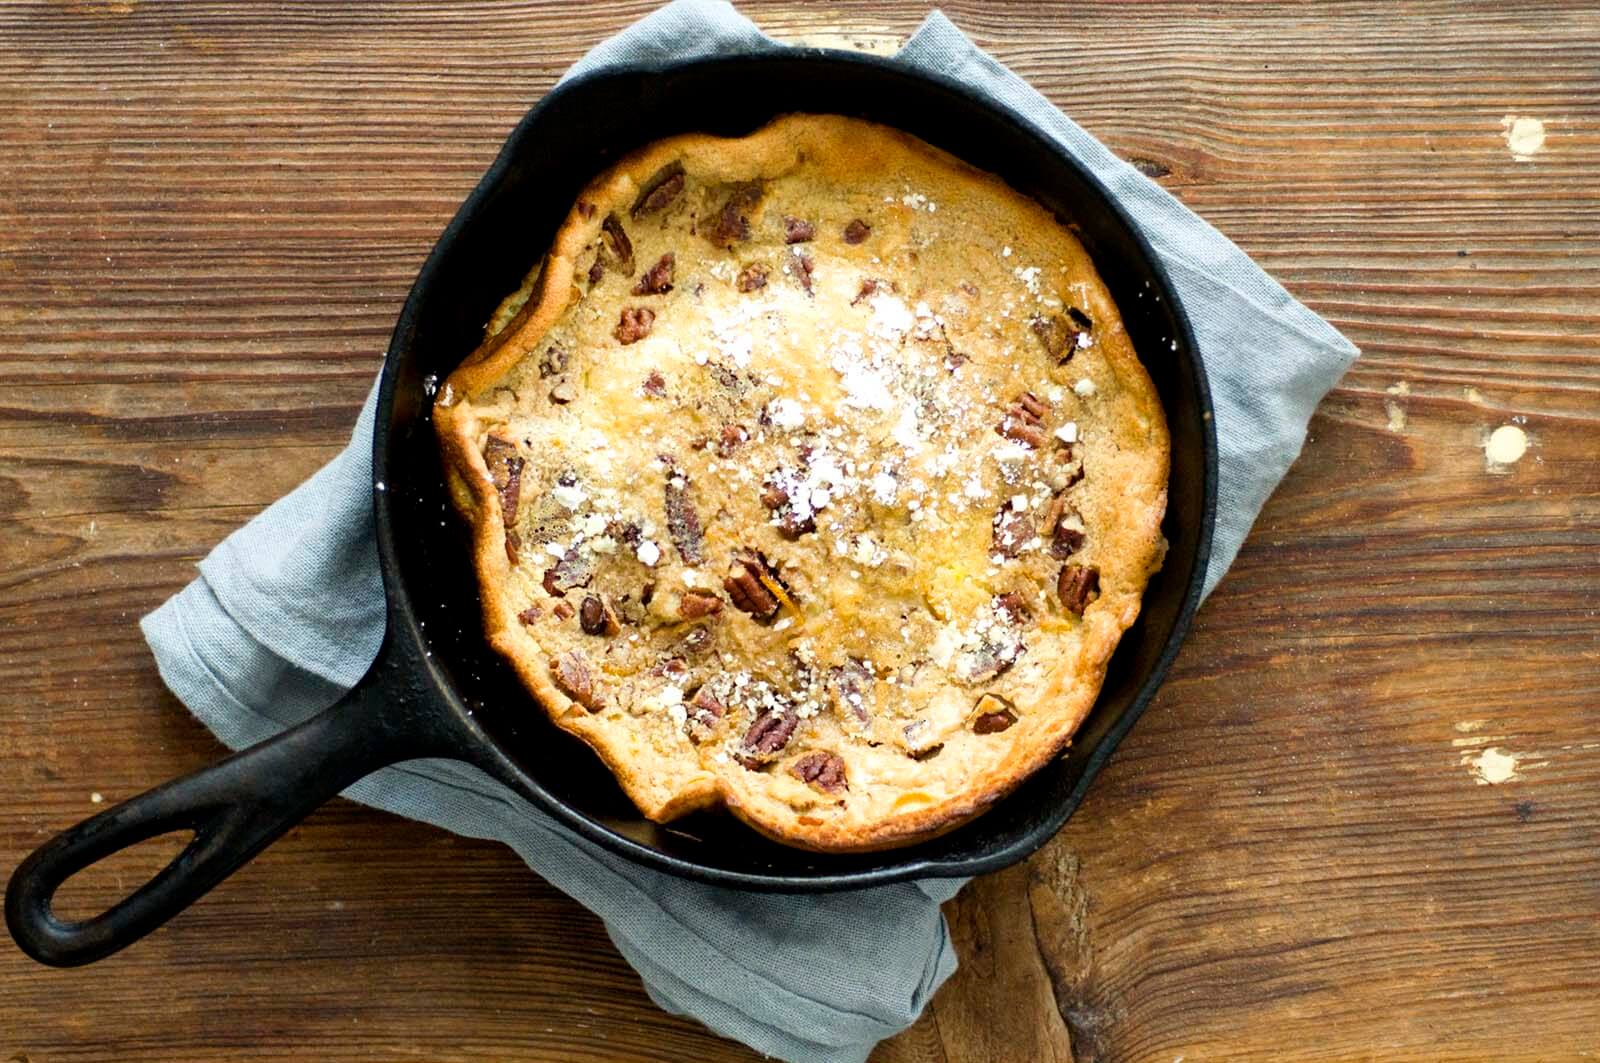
[434, 114, 1168, 851]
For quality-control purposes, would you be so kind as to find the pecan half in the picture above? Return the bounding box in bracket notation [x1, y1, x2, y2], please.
[724, 551, 783, 620]
[663, 466, 705, 565]
[736, 263, 768, 292]
[737, 709, 798, 768]
[632, 252, 675, 296]
[997, 391, 1050, 448]
[843, 218, 871, 244]
[482, 435, 524, 524]
[550, 650, 603, 712]
[631, 162, 685, 217]
[971, 694, 1018, 734]
[678, 589, 724, 620]
[1057, 564, 1101, 615]
[600, 213, 635, 276]
[614, 307, 656, 345]
[538, 344, 569, 379]
[684, 685, 726, 742]
[579, 595, 621, 637]
[783, 216, 816, 244]
[790, 751, 847, 794]
[991, 503, 1036, 558]
[708, 182, 762, 248]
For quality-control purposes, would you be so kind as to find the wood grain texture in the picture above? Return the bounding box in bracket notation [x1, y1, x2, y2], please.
[3, 2, 1598, 1061]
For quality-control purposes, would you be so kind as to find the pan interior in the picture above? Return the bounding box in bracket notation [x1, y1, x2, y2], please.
[379, 55, 1212, 885]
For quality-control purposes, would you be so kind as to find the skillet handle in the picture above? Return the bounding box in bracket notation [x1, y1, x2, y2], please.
[5, 632, 467, 967]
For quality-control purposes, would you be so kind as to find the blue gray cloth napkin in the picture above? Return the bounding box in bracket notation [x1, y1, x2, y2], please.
[140, 3, 1358, 1061]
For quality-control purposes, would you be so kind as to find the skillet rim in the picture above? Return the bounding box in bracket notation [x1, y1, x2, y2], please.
[373, 48, 1218, 890]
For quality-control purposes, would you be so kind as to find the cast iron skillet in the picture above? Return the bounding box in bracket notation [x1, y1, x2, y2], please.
[7, 50, 1216, 968]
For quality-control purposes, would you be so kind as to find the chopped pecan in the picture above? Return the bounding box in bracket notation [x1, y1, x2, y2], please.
[997, 391, 1050, 448]
[600, 213, 635, 276]
[828, 658, 874, 725]
[972, 694, 1018, 734]
[674, 624, 715, 658]
[716, 423, 749, 457]
[538, 344, 569, 378]
[641, 370, 667, 398]
[1053, 440, 1086, 489]
[1057, 564, 1101, 615]
[1030, 313, 1077, 364]
[737, 709, 798, 767]
[993, 592, 1032, 626]
[944, 351, 970, 372]
[587, 260, 604, 285]
[791, 250, 814, 294]
[704, 361, 747, 395]
[851, 277, 887, 306]
[579, 595, 621, 637]
[632, 252, 675, 296]
[678, 589, 724, 620]
[550, 650, 603, 712]
[790, 751, 847, 794]
[663, 466, 705, 565]
[549, 380, 578, 404]
[543, 546, 594, 597]
[684, 685, 726, 742]
[504, 529, 521, 565]
[482, 435, 524, 523]
[760, 479, 815, 538]
[736, 263, 768, 292]
[783, 216, 816, 244]
[653, 657, 689, 680]
[632, 162, 685, 217]
[640, 580, 656, 606]
[956, 638, 1023, 685]
[552, 601, 575, 621]
[991, 503, 1036, 558]
[708, 182, 762, 248]
[517, 605, 542, 625]
[843, 218, 871, 244]
[902, 719, 942, 758]
[575, 200, 597, 220]
[724, 552, 783, 620]
[1043, 496, 1086, 559]
[614, 307, 656, 345]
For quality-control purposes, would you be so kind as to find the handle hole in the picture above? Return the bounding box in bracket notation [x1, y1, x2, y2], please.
[51, 829, 196, 923]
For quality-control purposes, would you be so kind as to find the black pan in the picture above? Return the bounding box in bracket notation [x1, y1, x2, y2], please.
[7, 50, 1216, 968]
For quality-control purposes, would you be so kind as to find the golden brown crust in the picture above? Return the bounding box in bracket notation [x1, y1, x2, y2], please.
[434, 114, 1169, 851]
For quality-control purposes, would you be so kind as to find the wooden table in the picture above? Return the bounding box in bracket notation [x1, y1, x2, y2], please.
[3, 2, 1597, 1060]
